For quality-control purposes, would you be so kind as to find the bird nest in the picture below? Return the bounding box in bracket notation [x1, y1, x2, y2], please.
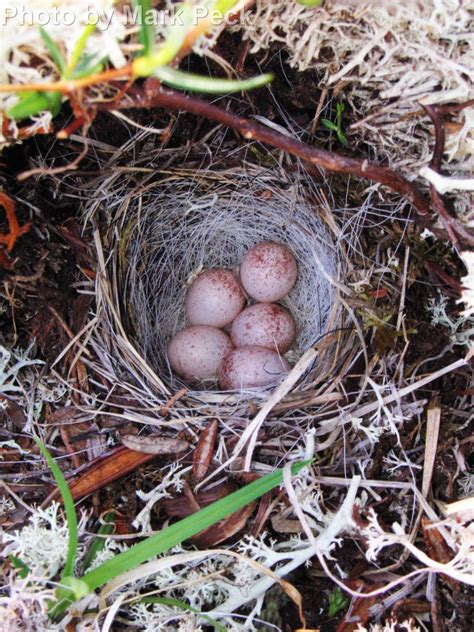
[90, 161, 362, 418]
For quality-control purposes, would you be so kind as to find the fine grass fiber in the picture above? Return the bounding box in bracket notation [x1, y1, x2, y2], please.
[88, 159, 363, 415]
[124, 169, 341, 392]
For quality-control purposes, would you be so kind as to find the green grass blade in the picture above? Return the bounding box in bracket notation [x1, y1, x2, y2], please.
[34, 438, 78, 579]
[82, 511, 116, 571]
[153, 66, 273, 93]
[140, 597, 227, 631]
[132, 0, 155, 57]
[39, 28, 66, 73]
[81, 460, 310, 592]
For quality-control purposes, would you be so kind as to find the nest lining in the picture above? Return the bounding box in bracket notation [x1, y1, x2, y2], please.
[121, 168, 342, 398]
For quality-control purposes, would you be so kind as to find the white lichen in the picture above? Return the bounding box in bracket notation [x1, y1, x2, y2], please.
[458, 251, 474, 320]
[428, 292, 474, 349]
[2, 501, 87, 578]
[133, 463, 190, 532]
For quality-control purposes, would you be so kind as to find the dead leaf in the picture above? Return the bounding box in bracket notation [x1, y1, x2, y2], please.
[193, 419, 218, 482]
[47, 406, 92, 466]
[161, 480, 238, 518]
[1, 397, 27, 430]
[192, 502, 256, 547]
[121, 434, 190, 455]
[43, 446, 158, 505]
[369, 288, 387, 299]
[336, 581, 383, 632]
[421, 517, 459, 590]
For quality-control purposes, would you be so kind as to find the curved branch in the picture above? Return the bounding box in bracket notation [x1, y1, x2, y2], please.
[97, 82, 431, 217]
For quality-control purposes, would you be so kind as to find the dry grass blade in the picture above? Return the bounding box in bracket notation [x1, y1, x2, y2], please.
[120, 434, 190, 455]
[422, 403, 441, 497]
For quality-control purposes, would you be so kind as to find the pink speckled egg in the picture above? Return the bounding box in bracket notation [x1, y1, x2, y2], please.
[240, 242, 298, 302]
[230, 303, 296, 353]
[168, 326, 233, 382]
[185, 268, 246, 328]
[219, 345, 291, 390]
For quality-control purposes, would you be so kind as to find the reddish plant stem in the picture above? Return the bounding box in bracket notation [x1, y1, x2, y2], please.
[96, 82, 431, 217]
[421, 104, 474, 247]
[423, 104, 445, 173]
[437, 98, 474, 114]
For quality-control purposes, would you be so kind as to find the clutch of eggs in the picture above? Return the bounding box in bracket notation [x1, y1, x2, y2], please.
[167, 241, 298, 390]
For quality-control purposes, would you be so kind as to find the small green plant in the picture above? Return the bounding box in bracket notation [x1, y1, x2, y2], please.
[321, 102, 349, 147]
[327, 587, 348, 618]
[7, 0, 273, 122]
[8, 554, 31, 579]
[8, 23, 105, 120]
[25, 439, 310, 620]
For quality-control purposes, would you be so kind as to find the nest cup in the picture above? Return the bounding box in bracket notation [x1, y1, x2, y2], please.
[109, 167, 345, 403]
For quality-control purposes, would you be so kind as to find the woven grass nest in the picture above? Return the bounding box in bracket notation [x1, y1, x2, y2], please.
[91, 161, 362, 426]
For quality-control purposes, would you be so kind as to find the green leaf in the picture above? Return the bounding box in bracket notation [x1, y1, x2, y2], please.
[50, 576, 90, 617]
[337, 130, 349, 148]
[321, 118, 338, 132]
[296, 0, 324, 6]
[212, 0, 241, 13]
[34, 438, 78, 580]
[46, 91, 63, 116]
[132, 0, 156, 57]
[57, 576, 90, 601]
[80, 460, 310, 592]
[72, 53, 106, 79]
[7, 93, 52, 120]
[140, 597, 227, 632]
[82, 511, 116, 571]
[327, 587, 348, 617]
[7, 91, 61, 120]
[133, 1, 195, 76]
[65, 23, 97, 79]
[9, 555, 31, 579]
[153, 66, 273, 93]
[39, 28, 66, 73]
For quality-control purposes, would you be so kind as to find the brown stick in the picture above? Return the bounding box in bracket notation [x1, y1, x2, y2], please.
[421, 104, 474, 247]
[99, 82, 431, 217]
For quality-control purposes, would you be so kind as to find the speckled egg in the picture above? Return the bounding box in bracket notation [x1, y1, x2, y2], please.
[219, 345, 291, 390]
[239, 241, 298, 302]
[230, 303, 296, 353]
[185, 268, 246, 328]
[168, 326, 233, 382]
